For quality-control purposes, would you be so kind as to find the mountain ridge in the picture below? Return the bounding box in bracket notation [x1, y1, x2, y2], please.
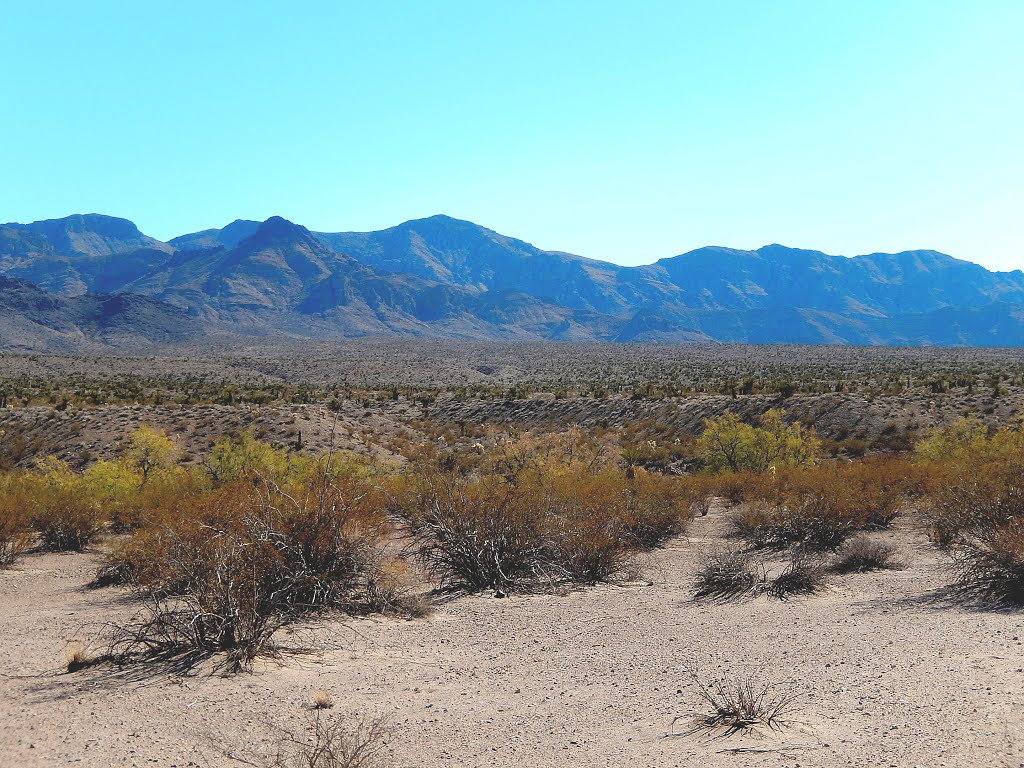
[1, 211, 1022, 348]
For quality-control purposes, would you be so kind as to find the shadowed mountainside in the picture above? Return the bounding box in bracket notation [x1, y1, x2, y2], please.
[0, 275, 205, 351]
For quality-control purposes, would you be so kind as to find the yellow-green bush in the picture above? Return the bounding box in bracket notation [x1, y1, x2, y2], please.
[916, 419, 1024, 605]
[697, 409, 820, 474]
[24, 458, 105, 551]
[0, 477, 32, 566]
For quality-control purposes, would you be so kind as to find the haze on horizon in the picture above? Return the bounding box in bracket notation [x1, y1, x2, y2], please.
[2, 1, 1021, 271]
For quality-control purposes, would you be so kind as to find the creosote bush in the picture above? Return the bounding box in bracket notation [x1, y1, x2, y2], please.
[917, 419, 1024, 606]
[949, 521, 1024, 606]
[109, 464, 406, 671]
[23, 458, 105, 551]
[726, 460, 909, 552]
[400, 436, 691, 593]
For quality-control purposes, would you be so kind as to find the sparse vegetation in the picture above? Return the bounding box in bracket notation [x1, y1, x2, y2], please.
[692, 547, 763, 601]
[262, 711, 391, 768]
[765, 549, 828, 600]
[833, 536, 906, 574]
[677, 669, 799, 735]
[4, 344, 1024, 764]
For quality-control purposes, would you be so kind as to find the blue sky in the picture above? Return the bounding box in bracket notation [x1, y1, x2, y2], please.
[2, 1, 1021, 270]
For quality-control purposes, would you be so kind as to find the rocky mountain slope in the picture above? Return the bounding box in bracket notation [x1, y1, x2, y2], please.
[2, 212, 1023, 347]
[0, 275, 204, 351]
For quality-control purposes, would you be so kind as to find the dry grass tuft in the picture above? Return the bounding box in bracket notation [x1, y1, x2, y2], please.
[765, 549, 828, 600]
[833, 536, 906, 574]
[692, 547, 763, 601]
[676, 669, 799, 736]
[311, 690, 335, 710]
[65, 641, 94, 673]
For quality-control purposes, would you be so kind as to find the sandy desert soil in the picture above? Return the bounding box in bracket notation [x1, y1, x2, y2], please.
[2, 510, 1022, 768]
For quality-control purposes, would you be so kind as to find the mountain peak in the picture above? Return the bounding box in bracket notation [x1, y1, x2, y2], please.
[395, 214, 484, 232]
[5, 213, 168, 261]
[19, 213, 145, 241]
[253, 216, 310, 240]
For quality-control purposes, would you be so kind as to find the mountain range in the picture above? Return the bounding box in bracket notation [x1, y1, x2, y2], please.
[1, 212, 1023, 350]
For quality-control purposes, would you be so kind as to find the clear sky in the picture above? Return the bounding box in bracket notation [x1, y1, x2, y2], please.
[2, 1, 1021, 270]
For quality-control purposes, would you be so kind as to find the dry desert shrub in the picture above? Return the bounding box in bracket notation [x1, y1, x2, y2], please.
[949, 520, 1024, 606]
[406, 472, 555, 593]
[263, 711, 391, 768]
[692, 547, 763, 601]
[832, 536, 906, 574]
[728, 460, 909, 552]
[916, 421, 1024, 605]
[730, 498, 854, 552]
[618, 470, 694, 548]
[710, 470, 774, 506]
[364, 557, 434, 618]
[676, 668, 799, 736]
[920, 460, 1024, 547]
[106, 467, 201, 533]
[402, 442, 690, 593]
[108, 465, 406, 671]
[765, 549, 828, 600]
[21, 459, 105, 551]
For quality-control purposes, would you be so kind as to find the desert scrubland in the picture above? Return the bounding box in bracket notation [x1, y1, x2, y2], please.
[2, 342, 1023, 767]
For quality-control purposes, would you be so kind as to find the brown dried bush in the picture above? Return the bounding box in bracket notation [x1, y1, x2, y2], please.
[29, 481, 105, 551]
[949, 520, 1024, 606]
[920, 462, 1024, 605]
[108, 467, 402, 671]
[676, 668, 799, 736]
[403, 450, 689, 593]
[728, 460, 909, 552]
[263, 710, 391, 768]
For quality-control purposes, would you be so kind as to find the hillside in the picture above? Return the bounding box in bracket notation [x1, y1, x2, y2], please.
[0, 275, 205, 351]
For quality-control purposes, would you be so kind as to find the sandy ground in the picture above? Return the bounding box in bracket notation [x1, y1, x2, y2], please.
[2, 511, 1023, 768]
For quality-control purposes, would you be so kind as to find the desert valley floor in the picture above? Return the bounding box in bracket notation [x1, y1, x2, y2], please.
[2, 507, 1022, 768]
